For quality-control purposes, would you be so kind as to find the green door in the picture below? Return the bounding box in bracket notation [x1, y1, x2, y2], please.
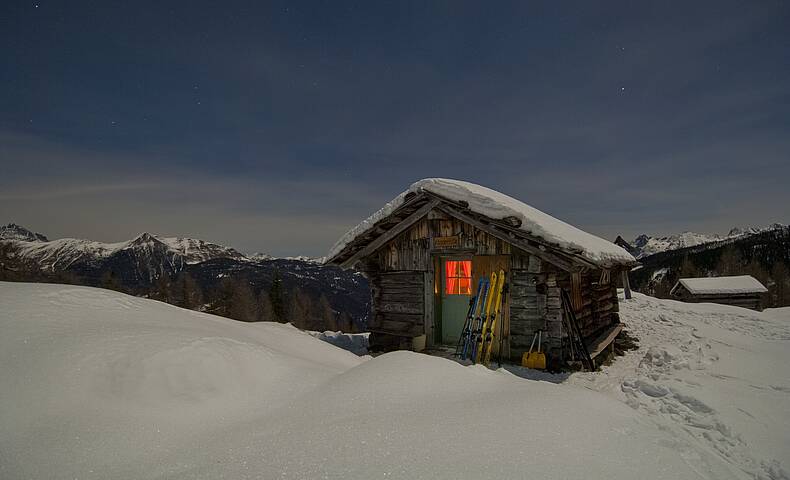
[440, 258, 472, 344]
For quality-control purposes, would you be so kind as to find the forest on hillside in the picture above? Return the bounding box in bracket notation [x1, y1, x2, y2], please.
[630, 226, 790, 307]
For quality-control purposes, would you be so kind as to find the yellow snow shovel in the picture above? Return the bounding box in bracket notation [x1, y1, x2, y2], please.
[522, 330, 546, 370]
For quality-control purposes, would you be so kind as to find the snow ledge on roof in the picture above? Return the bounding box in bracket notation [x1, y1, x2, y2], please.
[327, 178, 636, 268]
[676, 275, 768, 295]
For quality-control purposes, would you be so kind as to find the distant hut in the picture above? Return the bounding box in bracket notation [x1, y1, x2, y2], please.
[325, 179, 637, 369]
[670, 275, 767, 311]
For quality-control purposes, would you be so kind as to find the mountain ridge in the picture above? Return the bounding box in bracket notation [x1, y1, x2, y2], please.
[616, 223, 785, 259]
[0, 223, 369, 330]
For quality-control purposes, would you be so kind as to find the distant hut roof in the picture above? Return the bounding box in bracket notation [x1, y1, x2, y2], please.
[326, 178, 636, 269]
[671, 275, 768, 295]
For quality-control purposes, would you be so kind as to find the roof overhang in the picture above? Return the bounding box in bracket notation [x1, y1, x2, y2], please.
[326, 191, 638, 272]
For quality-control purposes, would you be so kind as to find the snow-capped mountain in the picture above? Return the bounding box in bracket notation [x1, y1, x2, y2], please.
[157, 236, 247, 264]
[618, 224, 784, 259]
[1, 227, 245, 273]
[0, 223, 48, 242]
[0, 224, 370, 328]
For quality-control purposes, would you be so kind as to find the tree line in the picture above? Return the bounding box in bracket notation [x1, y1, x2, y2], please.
[634, 228, 790, 308]
[139, 269, 359, 332]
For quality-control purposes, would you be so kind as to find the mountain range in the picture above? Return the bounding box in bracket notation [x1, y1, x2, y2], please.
[614, 224, 785, 259]
[3, 221, 788, 327]
[0, 224, 369, 330]
[619, 223, 790, 308]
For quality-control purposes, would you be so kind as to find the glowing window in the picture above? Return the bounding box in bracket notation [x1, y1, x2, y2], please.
[445, 260, 472, 295]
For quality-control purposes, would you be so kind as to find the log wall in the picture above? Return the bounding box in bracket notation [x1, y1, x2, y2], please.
[371, 215, 534, 272]
[369, 271, 427, 339]
[674, 289, 762, 310]
[362, 209, 623, 364]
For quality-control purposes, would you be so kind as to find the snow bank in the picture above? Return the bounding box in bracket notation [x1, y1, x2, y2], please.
[571, 292, 790, 480]
[327, 178, 635, 267]
[763, 306, 790, 321]
[309, 330, 370, 355]
[675, 275, 769, 295]
[2, 282, 700, 479]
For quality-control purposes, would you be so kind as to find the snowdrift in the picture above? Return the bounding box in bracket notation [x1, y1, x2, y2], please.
[1, 282, 788, 479]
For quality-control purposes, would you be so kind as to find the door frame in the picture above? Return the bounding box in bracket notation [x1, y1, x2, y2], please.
[435, 254, 474, 345]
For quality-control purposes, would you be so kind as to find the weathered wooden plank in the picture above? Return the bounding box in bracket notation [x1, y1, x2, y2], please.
[423, 271, 434, 347]
[379, 272, 425, 284]
[341, 199, 441, 268]
[527, 255, 542, 273]
[436, 204, 579, 272]
[510, 332, 543, 348]
[546, 296, 561, 309]
[511, 308, 543, 319]
[376, 311, 424, 323]
[377, 302, 423, 315]
[510, 271, 545, 287]
[588, 324, 623, 359]
[376, 321, 424, 337]
[510, 284, 537, 298]
[378, 292, 424, 303]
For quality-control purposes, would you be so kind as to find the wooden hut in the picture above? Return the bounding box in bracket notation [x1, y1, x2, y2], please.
[325, 179, 638, 369]
[670, 275, 767, 311]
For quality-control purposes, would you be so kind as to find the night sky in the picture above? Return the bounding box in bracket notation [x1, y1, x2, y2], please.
[2, 1, 789, 256]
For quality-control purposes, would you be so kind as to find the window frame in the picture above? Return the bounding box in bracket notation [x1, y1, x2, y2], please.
[444, 259, 472, 295]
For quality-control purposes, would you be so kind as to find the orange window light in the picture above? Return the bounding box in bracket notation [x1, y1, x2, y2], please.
[445, 260, 472, 295]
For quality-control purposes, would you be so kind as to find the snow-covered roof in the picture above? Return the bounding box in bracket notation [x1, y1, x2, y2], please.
[327, 178, 636, 268]
[673, 275, 768, 295]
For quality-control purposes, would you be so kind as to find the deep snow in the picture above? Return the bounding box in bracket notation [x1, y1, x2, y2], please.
[1, 282, 788, 479]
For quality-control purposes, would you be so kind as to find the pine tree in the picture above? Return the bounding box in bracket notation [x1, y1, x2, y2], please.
[208, 277, 236, 317]
[257, 289, 275, 322]
[172, 272, 203, 309]
[772, 262, 789, 307]
[317, 294, 337, 331]
[679, 256, 699, 278]
[288, 288, 313, 329]
[152, 273, 172, 303]
[338, 311, 355, 333]
[268, 269, 286, 322]
[100, 270, 123, 292]
[229, 279, 257, 322]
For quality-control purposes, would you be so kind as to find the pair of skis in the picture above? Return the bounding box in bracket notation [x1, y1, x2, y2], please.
[455, 277, 485, 359]
[479, 270, 506, 366]
[457, 270, 506, 366]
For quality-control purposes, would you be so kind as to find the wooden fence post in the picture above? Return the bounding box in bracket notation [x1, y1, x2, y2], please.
[622, 270, 632, 300]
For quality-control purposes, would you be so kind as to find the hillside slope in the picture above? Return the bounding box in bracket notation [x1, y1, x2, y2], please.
[629, 225, 790, 307]
[2, 282, 788, 479]
[616, 224, 784, 259]
[0, 224, 370, 330]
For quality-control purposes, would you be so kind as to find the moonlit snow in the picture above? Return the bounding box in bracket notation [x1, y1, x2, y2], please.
[1, 282, 788, 479]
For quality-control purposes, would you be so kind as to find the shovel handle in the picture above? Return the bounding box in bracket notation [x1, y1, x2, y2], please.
[528, 331, 538, 354]
[537, 330, 542, 352]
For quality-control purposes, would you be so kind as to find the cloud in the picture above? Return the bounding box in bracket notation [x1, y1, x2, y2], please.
[1, 1, 788, 252]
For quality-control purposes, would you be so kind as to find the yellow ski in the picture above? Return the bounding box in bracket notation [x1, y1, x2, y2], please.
[475, 271, 499, 363]
[483, 269, 506, 366]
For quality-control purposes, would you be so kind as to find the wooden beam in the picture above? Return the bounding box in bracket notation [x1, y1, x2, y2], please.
[326, 193, 432, 265]
[340, 199, 441, 269]
[622, 270, 632, 299]
[437, 204, 579, 272]
[587, 323, 623, 359]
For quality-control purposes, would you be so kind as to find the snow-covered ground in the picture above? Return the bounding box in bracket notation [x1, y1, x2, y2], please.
[571, 293, 790, 480]
[1, 282, 788, 479]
